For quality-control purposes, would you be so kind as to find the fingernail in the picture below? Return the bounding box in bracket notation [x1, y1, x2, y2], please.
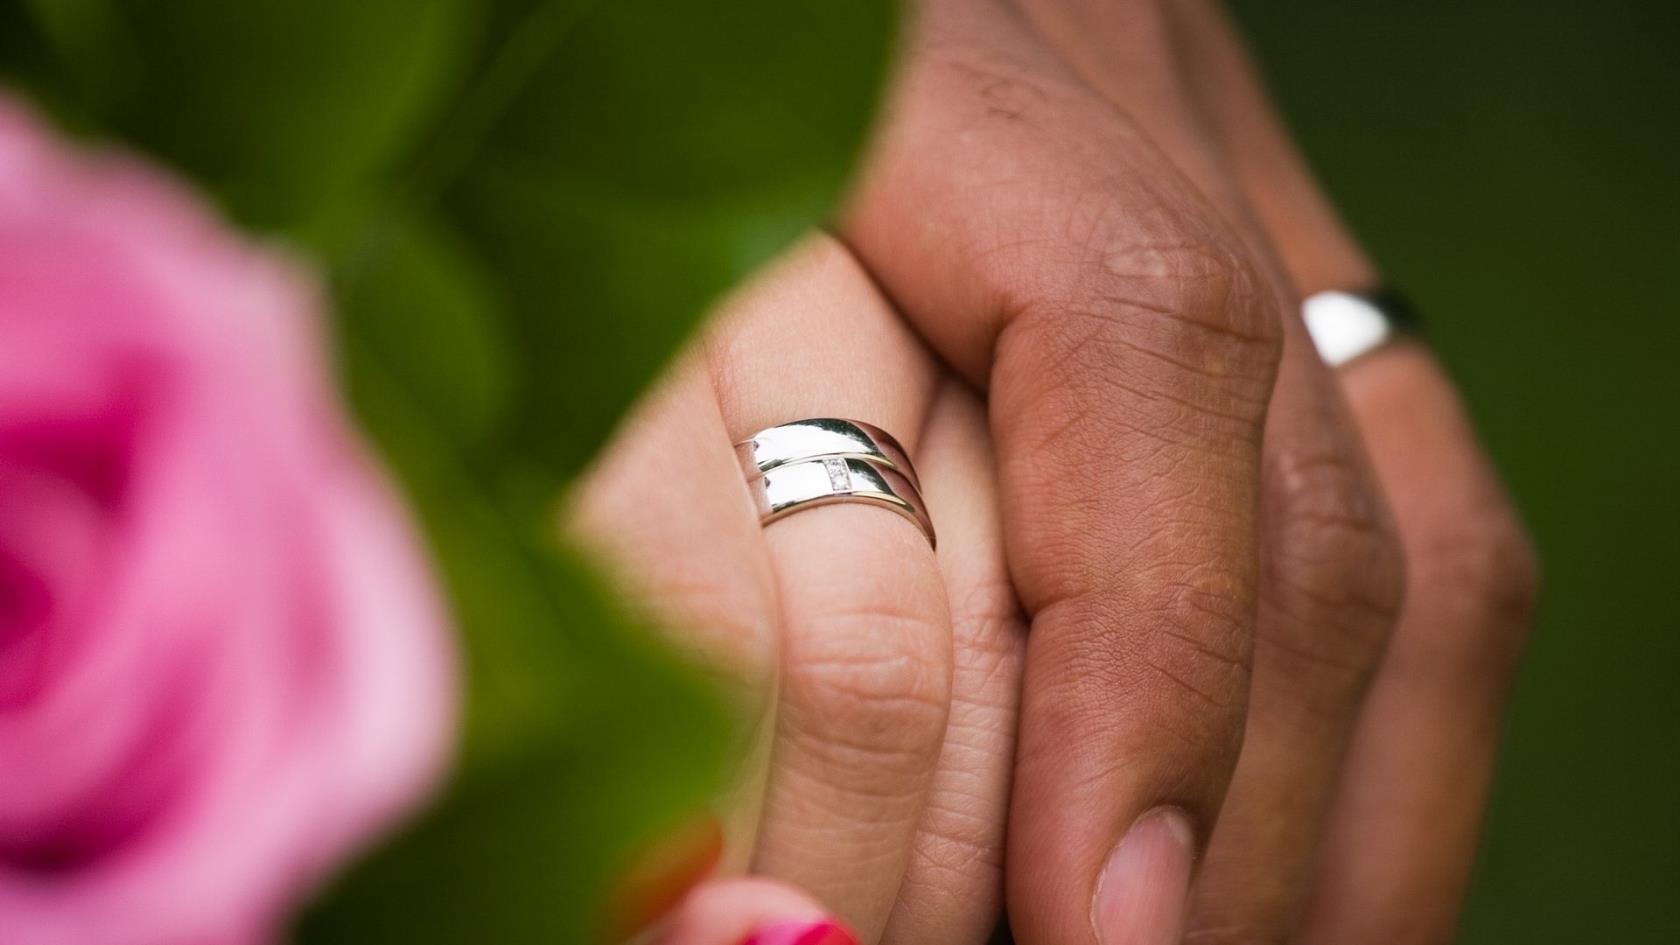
[1092, 807, 1196, 945]
[740, 918, 858, 945]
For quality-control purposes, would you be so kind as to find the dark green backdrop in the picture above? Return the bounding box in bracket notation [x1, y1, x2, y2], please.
[1228, 1, 1680, 941]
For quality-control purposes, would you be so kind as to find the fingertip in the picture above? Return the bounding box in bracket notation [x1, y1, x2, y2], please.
[657, 878, 854, 945]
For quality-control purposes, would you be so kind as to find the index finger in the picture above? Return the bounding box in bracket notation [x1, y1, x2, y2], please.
[839, 3, 1283, 943]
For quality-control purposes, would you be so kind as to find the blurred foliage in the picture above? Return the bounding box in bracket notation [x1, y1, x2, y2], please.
[1229, 1, 1680, 941]
[1, 0, 898, 941]
[18, 0, 465, 223]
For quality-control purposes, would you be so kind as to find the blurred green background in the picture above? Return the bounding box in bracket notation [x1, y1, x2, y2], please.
[1228, 1, 1680, 941]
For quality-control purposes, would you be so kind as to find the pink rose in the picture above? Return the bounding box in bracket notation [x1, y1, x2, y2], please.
[0, 95, 455, 944]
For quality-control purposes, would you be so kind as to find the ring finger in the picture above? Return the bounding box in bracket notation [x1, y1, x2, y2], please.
[705, 236, 953, 942]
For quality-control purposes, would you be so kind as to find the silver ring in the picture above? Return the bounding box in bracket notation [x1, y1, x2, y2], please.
[737, 419, 935, 549]
[1302, 287, 1417, 367]
[736, 418, 919, 489]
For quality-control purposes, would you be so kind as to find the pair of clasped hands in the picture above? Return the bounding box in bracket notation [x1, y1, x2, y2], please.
[569, 2, 1537, 944]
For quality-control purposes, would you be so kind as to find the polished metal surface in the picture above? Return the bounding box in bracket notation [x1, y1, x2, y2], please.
[1303, 287, 1417, 367]
[748, 455, 936, 548]
[735, 418, 920, 488]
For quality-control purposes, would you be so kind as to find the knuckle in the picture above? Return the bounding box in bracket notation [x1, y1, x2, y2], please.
[1137, 576, 1255, 740]
[1411, 499, 1539, 663]
[925, 35, 1069, 130]
[1009, 227, 1283, 412]
[1261, 444, 1406, 680]
[927, 45, 1284, 403]
[991, 243, 1282, 600]
[1080, 227, 1284, 360]
[890, 695, 1013, 925]
[910, 803, 1006, 887]
[943, 41, 1062, 128]
[1032, 572, 1254, 760]
[887, 807, 1006, 945]
[781, 601, 953, 772]
[993, 225, 1283, 492]
[948, 575, 1028, 685]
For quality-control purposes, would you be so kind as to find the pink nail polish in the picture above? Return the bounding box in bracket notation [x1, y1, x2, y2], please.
[740, 918, 858, 945]
[1092, 807, 1196, 945]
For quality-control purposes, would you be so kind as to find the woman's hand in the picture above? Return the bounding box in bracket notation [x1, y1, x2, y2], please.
[569, 236, 1024, 945]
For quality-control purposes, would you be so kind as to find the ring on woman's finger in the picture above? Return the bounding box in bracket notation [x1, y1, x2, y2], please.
[737, 418, 935, 549]
[736, 417, 921, 488]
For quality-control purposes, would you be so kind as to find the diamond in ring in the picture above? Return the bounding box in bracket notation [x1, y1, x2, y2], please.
[823, 456, 852, 493]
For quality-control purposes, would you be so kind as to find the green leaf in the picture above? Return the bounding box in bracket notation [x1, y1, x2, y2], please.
[20, 0, 470, 229]
[333, 214, 512, 445]
[298, 343, 734, 944]
[403, 0, 900, 479]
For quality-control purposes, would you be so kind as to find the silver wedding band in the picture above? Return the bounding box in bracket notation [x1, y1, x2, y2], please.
[1302, 286, 1419, 367]
[738, 418, 935, 548]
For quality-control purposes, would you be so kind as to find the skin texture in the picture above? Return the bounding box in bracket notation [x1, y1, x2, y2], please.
[572, 1, 1538, 943]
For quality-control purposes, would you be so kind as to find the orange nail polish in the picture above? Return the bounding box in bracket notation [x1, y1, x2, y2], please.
[604, 813, 724, 940]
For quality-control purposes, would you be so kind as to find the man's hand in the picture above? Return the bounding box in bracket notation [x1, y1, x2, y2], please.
[838, 1, 1535, 943]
